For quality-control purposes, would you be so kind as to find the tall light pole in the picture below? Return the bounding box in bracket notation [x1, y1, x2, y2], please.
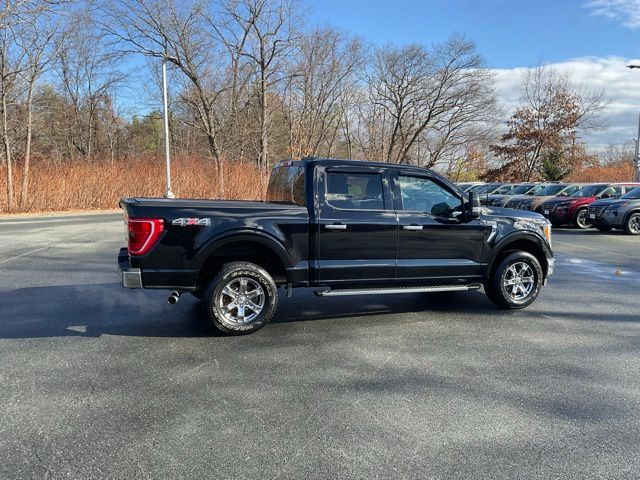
[626, 65, 640, 181]
[162, 54, 176, 198]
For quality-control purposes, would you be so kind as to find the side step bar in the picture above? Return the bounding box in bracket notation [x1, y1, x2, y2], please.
[314, 284, 482, 297]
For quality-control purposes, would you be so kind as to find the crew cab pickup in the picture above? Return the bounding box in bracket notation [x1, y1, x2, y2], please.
[119, 158, 554, 335]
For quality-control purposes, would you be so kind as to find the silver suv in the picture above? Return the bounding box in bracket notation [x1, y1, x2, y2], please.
[588, 186, 640, 235]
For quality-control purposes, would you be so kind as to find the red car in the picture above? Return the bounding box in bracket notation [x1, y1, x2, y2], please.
[541, 183, 640, 229]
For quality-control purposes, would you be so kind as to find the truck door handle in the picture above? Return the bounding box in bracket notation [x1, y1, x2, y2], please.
[325, 224, 347, 231]
[402, 225, 423, 231]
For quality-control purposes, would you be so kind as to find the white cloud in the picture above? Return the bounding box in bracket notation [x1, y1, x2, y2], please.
[584, 0, 640, 28]
[491, 56, 640, 149]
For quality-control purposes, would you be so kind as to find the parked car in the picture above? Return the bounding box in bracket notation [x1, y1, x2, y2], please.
[457, 182, 484, 192]
[588, 186, 640, 234]
[504, 183, 585, 212]
[541, 183, 640, 229]
[485, 183, 540, 207]
[118, 158, 554, 335]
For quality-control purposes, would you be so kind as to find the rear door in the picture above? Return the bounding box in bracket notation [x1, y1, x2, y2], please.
[316, 166, 397, 284]
[392, 171, 488, 283]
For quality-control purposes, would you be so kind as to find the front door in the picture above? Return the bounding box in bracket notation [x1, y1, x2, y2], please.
[393, 172, 488, 283]
[316, 166, 397, 284]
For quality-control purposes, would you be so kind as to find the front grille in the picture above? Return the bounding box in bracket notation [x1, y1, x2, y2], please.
[588, 205, 605, 218]
[519, 202, 532, 211]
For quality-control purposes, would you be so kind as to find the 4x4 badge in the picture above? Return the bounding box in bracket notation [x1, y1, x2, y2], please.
[172, 218, 211, 227]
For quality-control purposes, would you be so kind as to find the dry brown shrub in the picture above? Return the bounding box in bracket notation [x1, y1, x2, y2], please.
[568, 160, 635, 183]
[0, 156, 268, 213]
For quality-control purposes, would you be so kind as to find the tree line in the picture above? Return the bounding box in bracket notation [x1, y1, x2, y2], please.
[0, 0, 613, 211]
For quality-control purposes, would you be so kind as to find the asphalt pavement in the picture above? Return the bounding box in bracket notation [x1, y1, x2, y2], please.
[0, 213, 639, 479]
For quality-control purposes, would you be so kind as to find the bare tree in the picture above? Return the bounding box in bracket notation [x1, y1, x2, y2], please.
[15, 14, 61, 207]
[102, 0, 233, 192]
[219, 0, 299, 171]
[363, 35, 496, 167]
[282, 27, 364, 159]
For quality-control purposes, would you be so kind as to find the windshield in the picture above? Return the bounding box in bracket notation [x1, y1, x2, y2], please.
[509, 184, 534, 195]
[571, 184, 607, 198]
[494, 185, 514, 194]
[467, 184, 486, 193]
[537, 184, 566, 196]
[622, 186, 640, 199]
[527, 185, 547, 195]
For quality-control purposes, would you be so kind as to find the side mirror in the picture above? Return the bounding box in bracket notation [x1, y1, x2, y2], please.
[558, 192, 568, 197]
[466, 192, 481, 220]
[600, 193, 610, 199]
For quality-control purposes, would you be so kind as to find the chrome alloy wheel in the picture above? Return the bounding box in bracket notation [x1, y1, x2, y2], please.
[629, 214, 640, 234]
[503, 262, 535, 301]
[576, 209, 589, 229]
[217, 277, 265, 326]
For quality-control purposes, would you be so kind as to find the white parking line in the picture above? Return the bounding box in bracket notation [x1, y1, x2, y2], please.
[0, 229, 106, 265]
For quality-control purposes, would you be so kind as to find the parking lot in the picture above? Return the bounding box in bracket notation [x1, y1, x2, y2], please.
[1, 213, 639, 479]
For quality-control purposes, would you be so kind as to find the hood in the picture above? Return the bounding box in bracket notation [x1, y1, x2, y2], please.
[543, 196, 594, 206]
[590, 198, 634, 207]
[482, 206, 547, 221]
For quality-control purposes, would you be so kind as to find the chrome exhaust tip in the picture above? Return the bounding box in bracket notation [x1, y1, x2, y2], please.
[167, 291, 181, 304]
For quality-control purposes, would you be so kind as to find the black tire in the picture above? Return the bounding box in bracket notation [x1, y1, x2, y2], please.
[624, 212, 640, 235]
[202, 261, 278, 335]
[596, 225, 612, 232]
[573, 208, 590, 229]
[485, 251, 543, 309]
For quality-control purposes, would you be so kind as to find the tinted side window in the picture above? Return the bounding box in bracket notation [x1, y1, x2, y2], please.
[398, 175, 462, 218]
[326, 172, 384, 210]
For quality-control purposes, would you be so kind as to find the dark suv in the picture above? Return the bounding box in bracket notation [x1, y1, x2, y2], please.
[588, 186, 640, 234]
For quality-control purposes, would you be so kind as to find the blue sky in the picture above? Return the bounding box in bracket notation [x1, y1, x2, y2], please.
[306, 0, 639, 68]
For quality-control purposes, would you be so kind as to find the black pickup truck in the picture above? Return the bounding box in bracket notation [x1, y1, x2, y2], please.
[119, 158, 554, 334]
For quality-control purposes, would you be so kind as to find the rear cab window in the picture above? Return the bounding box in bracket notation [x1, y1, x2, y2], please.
[266, 163, 305, 206]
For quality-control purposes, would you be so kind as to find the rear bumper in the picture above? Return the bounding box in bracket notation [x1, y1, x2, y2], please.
[118, 248, 143, 289]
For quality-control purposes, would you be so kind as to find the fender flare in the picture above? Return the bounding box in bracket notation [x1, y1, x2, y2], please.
[196, 229, 295, 269]
[486, 231, 552, 276]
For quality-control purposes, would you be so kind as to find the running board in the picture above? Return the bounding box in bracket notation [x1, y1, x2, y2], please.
[314, 284, 482, 297]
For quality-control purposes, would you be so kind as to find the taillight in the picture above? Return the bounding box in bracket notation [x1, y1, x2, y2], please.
[127, 218, 164, 255]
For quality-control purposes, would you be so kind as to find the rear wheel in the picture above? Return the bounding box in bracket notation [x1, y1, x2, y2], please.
[202, 261, 278, 335]
[624, 213, 640, 235]
[485, 251, 543, 309]
[574, 208, 590, 229]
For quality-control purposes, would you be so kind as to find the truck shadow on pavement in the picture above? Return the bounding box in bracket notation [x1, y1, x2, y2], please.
[1, 282, 638, 339]
[0, 282, 510, 339]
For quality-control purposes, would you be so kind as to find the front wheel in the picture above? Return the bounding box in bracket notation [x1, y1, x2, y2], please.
[574, 208, 590, 229]
[485, 251, 543, 309]
[202, 261, 278, 335]
[624, 213, 640, 235]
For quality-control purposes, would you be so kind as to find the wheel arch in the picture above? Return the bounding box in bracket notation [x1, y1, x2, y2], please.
[487, 234, 551, 281]
[196, 231, 294, 291]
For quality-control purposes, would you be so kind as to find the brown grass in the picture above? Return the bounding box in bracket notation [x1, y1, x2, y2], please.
[0, 156, 268, 213]
[569, 161, 635, 183]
